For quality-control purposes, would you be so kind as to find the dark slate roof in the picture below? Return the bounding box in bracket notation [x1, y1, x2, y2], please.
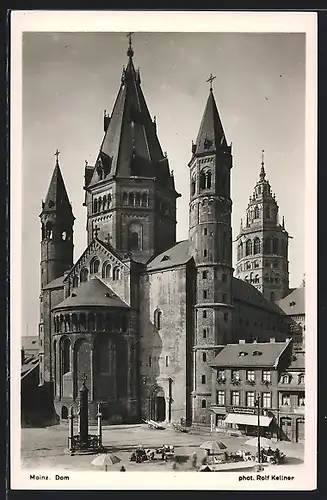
[53, 277, 129, 310]
[146, 240, 192, 271]
[193, 90, 228, 155]
[42, 161, 73, 217]
[21, 354, 39, 380]
[22, 336, 39, 353]
[286, 350, 305, 370]
[88, 52, 175, 189]
[277, 287, 305, 316]
[43, 275, 65, 290]
[210, 341, 291, 368]
[232, 277, 286, 316]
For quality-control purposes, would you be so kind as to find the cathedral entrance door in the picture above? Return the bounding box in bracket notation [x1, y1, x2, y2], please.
[150, 387, 166, 422]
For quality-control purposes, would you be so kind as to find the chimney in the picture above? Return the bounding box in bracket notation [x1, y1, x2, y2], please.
[21, 348, 25, 365]
[270, 338, 276, 343]
[239, 340, 245, 344]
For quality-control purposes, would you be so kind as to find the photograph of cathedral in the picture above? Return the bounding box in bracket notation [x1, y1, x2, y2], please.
[21, 30, 306, 438]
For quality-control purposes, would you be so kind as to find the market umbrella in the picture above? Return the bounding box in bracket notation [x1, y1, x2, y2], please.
[244, 437, 276, 449]
[199, 441, 227, 454]
[91, 453, 121, 471]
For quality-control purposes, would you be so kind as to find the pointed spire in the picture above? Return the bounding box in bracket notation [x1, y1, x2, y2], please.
[194, 88, 227, 155]
[260, 149, 266, 181]
[43, 151, 73, 215]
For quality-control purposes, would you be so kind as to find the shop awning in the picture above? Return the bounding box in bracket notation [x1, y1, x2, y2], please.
[211, 407, 226, 415]
[225, 413, 272, 427]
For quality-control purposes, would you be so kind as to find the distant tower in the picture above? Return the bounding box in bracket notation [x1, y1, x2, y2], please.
[83, 36, 180, 262]
[235, 151, 289, 301]
[39, 151, 74, 289]
[188, 75, 233, 425]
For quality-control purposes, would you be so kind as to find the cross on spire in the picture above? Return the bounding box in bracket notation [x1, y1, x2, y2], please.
[260, 149, 266, 181]
[93, 225, 100, 239]
[55, 149, 60, 164]
[127, 32, 134, 58]
[206, 73, 216, 92]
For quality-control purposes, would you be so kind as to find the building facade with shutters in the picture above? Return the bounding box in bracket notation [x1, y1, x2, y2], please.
[38, 40, 295, 427]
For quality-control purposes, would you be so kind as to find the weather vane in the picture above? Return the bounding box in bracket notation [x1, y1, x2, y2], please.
[55, 149, 60, 163]
[206, 73, 216, 92]
[127, 32, 134, 57]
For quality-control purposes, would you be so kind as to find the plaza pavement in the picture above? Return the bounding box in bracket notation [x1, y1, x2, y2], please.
[21, 423, 304, 472]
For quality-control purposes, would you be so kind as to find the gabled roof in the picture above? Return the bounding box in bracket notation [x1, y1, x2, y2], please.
[286, 350, 305, 370]
[232, 277, 286, 316]
[146, 240, 192, 271]
[210, 340, 291, 368]
[21, 354, 39, 380]
[88, 50, 174, 188]
[41, 161, 73, 217]
[193, 90, 228, 155]
[277, 287, 305, 316]
[43, 275, 65, 290]
[53, 276, 129, 310]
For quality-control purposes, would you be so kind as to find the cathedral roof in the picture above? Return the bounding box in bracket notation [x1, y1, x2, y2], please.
[88, 48, 172, 187]
[146, 240, 192, 271]
[53, 277, 129, 310]
[193, 89, 228, 156]
[277, 287, 305, 316]
[42, 159, 73, 216]
[232, 277, 286, 316]
[43, 275, 65, 290]
[210, 340, 291, 369]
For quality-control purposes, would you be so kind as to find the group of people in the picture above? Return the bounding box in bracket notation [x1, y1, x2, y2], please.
[259, 446, 284, 464]
[130, 444, 175, 463]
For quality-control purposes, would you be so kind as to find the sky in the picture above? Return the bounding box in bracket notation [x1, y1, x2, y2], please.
[21, 31, 305, 337]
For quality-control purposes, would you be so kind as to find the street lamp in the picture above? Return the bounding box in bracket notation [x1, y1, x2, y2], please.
[255, 394, 261, 465]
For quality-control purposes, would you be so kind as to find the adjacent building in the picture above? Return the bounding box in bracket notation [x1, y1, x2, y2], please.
[209, 339, 303, 442]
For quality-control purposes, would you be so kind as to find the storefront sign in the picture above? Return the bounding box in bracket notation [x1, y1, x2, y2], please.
[226, 406, 256, 415]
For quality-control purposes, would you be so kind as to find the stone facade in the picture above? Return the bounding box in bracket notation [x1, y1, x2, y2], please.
[38, 43, 292, 426]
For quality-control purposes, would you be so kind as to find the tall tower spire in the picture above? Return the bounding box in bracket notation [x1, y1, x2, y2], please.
[40, 152, 74, 289]
[83, 43, 180, 261]
[235, 151, 289, 301]
[188, 86, 233, 426]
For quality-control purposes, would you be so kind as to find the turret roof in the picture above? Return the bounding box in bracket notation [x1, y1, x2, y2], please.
[42, 158, 73, 216]
[193, 90, 228, 155]
[88, 47, 173, 187]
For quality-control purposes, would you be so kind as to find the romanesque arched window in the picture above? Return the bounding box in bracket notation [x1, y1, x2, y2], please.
[154, 308, 162, 330]
[93, 199, 98, 213]
[191, 177, 196, 196]
[113, 267, 121, 281]
[128, 223, 142, 251]
[254, 237, 261, 255]
[80, 267, 89, 283]
[88, 313, 96, 331]
[135, 193, 141, 206]
[272, 238, 279, 255]
[246, 239, 252, 256]
[90, 257, 100, 274]
[206, 171, 212, 189]
[102, 261, 111, 279]
[79, 313, 86, 331]
[72, 313, 78, 332]
[98, 196, 102, 212]
[141, 192, 148, 207]
[64, 314, 70, 332]
[128, 192, 134, 206]
[200, 170, 206, 190]
[62, 338, 70, 374]
[237, 241, 243, 261]
[45, 221, 53, 239]
[103, 195, 107, 210]
[72, 275, 79, 288]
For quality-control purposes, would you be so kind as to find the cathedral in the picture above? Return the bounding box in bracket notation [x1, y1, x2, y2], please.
[38, 38, 292, 427]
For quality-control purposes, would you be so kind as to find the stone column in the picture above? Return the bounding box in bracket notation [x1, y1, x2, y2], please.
[90, 345, 95, 401]
[79, 376, 89, 447]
